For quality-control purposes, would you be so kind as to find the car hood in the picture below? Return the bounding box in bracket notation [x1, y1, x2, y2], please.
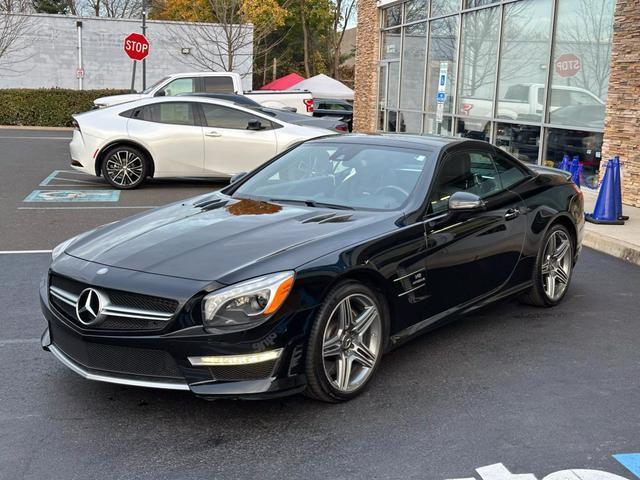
[93, 93, 146, 106]
[65, 194, 397, 282]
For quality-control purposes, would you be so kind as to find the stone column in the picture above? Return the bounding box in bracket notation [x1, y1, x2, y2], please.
[353, 0, 379, 132]
[602, 0, 640, 207]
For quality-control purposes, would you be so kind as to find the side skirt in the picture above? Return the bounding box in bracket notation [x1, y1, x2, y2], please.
[388, 281, 532, 349]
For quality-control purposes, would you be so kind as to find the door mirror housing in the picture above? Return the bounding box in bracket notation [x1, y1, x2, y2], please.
[247, 120, 263, 131]
[448, 191, 486, 211]
[230, 172, 248, 184]
[155, 90, 166, 97]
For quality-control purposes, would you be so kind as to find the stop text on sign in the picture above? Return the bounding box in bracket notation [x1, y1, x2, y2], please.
[555, 53, 581, 78]
[123, 32, 150, 61]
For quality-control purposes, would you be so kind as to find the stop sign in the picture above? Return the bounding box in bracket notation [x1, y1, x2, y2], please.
[124, 33, 149, 61]
[555, 53, 581, 78]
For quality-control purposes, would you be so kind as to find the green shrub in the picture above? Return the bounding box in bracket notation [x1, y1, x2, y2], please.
[0, 89, 130, 127]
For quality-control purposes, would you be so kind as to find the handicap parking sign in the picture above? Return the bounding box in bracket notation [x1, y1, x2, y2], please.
[436, 92, 446, 103]
[24, 190, 120, 202]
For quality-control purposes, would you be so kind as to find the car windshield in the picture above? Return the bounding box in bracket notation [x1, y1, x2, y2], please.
[143, 76, 171, 94]
[233, 142, 434, 210]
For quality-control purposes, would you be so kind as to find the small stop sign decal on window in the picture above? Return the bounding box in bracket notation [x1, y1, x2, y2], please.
[555, 53, 581, 78]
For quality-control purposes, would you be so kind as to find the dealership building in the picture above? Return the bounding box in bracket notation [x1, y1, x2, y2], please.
[353, 0, 640, 206]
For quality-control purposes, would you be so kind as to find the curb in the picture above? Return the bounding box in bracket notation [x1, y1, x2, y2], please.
[583, 230, 640, 267]
[0, 125, 73, 131]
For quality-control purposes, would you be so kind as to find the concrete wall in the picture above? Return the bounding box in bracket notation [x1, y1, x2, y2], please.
[0, 13, 253, 91]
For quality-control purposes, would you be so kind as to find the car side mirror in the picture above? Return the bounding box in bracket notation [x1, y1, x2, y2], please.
[155, 90, 166, 97]
[247, 120, 263, 130]
[230, 172, 248, 184]
[448, 191, 486, 211]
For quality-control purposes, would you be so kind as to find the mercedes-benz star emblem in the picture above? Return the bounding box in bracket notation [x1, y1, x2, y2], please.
[76, 288, 106, 326]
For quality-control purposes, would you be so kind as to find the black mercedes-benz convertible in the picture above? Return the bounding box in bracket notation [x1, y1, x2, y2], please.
[40, 134, 584, 402]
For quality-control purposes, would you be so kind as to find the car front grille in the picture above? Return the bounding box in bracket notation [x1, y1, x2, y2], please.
[49, 273, 179, 331]
[50, 321, 183, 380]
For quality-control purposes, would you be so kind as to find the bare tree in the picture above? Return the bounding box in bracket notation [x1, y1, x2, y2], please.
[328, 0, 355, 78]
[167, 0, 288, 77]
[0, 0, 33, 74]
[559, 0, 614, 98]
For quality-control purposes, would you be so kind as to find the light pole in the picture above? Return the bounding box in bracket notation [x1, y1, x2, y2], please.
[142, 0, 147, 90]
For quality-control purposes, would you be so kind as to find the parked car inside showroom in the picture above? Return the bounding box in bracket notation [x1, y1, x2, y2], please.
[42, 134, 583, 402]
[69, 97, 333, 189]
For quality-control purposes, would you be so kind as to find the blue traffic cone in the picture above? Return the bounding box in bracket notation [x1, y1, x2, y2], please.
[559, 154, 570, 171]
[612, 156, 629, 221]
[571, 162, 582, 189]
[569, 156, 580, 177]
[586, 159, 625, 225]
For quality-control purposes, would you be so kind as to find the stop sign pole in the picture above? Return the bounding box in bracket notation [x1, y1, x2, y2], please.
[124, 32, 150, 92]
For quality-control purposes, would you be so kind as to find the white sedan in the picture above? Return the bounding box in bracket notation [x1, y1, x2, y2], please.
[69, 97, 333, 189]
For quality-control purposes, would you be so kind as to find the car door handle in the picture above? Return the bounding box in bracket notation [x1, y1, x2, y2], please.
[504, 208, 520, 221]
[205, 130, 221, 137]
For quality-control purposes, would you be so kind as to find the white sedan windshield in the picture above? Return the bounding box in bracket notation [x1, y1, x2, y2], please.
[234, 142, 434, 210]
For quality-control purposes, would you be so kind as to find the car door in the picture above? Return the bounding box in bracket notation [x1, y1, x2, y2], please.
[421, 147, 527, 318]
[198, 103, 278, 176]
[126, 102, 204, 175]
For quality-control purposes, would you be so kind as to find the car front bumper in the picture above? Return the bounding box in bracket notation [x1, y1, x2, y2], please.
[40, 277, 312, 400]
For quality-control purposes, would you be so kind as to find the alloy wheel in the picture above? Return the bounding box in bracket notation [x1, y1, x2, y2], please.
[541, 230, 572, 301]
[105, 150, 144, 187]
[321, 293, 382, 393]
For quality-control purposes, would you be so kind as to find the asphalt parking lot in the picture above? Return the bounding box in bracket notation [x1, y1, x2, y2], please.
[0, 130, 638, 480]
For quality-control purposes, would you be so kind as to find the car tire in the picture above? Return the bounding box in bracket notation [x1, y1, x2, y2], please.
[520, 223, 574, 307]
[304, 281, 388, 403]
[101, 145, 149, 190]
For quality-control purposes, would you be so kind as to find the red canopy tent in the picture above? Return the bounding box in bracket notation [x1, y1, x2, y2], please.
[260, 73, 305, 90]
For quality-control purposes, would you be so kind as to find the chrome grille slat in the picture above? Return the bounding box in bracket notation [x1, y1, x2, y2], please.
[48, 274, 179, 331]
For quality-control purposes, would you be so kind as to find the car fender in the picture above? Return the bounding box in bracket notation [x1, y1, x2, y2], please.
[94, 136, 155, 177]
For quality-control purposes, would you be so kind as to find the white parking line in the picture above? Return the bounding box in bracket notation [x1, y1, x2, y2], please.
[0, 250, 52, 254]
[0, 338, 41, 346]
[0, 136, 71, 140]
[18, 206, 157, 210]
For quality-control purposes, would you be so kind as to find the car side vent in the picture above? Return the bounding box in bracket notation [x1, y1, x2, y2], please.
[301, 213, 337, 224]
[319, 214, 352, 224]
[301, 213, 353, 224]
[194, 198, 228, 210]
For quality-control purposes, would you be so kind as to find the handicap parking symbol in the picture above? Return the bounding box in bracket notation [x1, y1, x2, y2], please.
[24, 190, 120, 203]
[436, 92, 446, 103]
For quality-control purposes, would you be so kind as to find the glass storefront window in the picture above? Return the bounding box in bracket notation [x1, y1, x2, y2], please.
[547, 0, 615, 127]
[405, 0, 428, 23]
[382, 28, 401, 60]
[398, 111, 423, 133]
[544, 128, 604, 182]
[400, 22, 427, 110]
[457, 6, 500, 117]
[425, 15, 458, 113]
[375, 0, 615, 170]
[456, 118, 490, 141]
[495, 123, 541, 164]
[387, 61, 400, 110]
[431, 0, 457, 17]
[383, 4, 403, 28]
[465, 0, 498, 7]
[424, 114, 453, 136]
[497, 0, 552, 123]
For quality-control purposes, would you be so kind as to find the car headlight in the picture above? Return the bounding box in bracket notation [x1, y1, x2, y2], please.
[202, 271, 295, 332]
[51, 236, 77, 261]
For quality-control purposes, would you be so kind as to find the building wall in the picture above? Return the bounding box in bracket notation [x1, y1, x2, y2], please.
[0, 13, 253, 92]
[602, 0, 640, 207]
[353, 0, 379, 132]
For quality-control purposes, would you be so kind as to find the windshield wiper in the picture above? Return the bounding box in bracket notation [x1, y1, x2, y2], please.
[269, 198, 354, 210]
